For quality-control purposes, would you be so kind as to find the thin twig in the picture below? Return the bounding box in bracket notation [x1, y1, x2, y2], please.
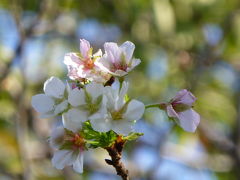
[105, 136, 129, 180]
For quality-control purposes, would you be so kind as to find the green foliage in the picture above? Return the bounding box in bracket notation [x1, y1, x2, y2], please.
[122, 132, 144, 141]
[81, 121, 143, 148]
[82, 121, 117, 148]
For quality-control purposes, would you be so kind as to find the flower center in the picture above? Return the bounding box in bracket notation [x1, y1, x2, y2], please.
[84, 58, 94, 69]
[111, 111, 123, 120]
[72, 134, 85, 148]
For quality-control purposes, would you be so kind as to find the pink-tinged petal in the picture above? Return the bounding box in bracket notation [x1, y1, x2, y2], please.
[80, 39, 90, 59]
[104, 42, 121, 64]
[73, 152, 84, 173]
[166, 105, 179, 118]
[120, 41, 135, 63]
[172, 89, 196, 106]
[31, 94, 54, 113]
[123, 99, 145, 121]
[177, 109, 200, 132]
[43, 77, 65, 99]
[95, 56, 112, 73]
[64, 53, 82, 67]
[51, 150, 75, 169]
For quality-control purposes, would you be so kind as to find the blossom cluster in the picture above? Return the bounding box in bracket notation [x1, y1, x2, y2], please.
[31, 39, 200, 174]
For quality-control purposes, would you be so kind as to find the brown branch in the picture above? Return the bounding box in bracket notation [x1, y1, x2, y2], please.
[105, 136, 129, 180]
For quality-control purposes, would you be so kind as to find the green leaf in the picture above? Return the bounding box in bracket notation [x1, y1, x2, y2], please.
[122, 132, 144, 141]
[81, 121, 117, 148]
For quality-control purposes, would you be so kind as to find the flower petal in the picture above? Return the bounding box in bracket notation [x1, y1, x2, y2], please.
[73, 152, 84, 173]
[117, 81, 129, 108]
[62, 108, 87, 132]
[50, 126, 65, 149]
[80, 39, 90, 59]
[64, 53, 82, 67]
[120, 41, 135, 63]
[172, 89, 196, 106]
[52, 150, 75, 169]
[166, 105, 179, 118]
[104, 42, 121, 64]
[44, 77, 65, 99]
[31, 94, 54, 114]
[129, 58, 141, 69]
[123, 99, 145, 121]
[68, 88, 85, 107]
[112, 120, 133, 135]
[85, 82, 104, 100]
[89, 113, 112, 132]
[177, 109, 200, 132]
[54, 100, 69, 115]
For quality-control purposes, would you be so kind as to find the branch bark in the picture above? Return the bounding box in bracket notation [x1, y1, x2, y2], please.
[105, 136, 129, 180]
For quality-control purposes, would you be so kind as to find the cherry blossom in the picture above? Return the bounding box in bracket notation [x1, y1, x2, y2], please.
[50, 126, 85, 173]
[63, 82, 106, 132]
[90, 81, 145, 135]
[165, 89, 200, 132]
[64, 39, 111, 83]
[31, 77, 69, 118]
[96, 41, 141, 77]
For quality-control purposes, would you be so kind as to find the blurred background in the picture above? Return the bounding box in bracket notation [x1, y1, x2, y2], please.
[0, 0, 240, 179]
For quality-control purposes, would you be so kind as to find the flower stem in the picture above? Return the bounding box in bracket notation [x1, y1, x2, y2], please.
[145, 104, 160, 109]
[145, 103, 166, 109]
[105, 136, 129, 180]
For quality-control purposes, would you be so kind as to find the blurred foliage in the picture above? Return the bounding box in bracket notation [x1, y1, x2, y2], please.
[0, 0, 240, 179]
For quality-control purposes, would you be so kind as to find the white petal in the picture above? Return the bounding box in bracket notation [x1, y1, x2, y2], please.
[89, 113, 112, 132]
[112, 120, 133, 135]
[31, 94, 54, 113]
[117, 81, 129, 109]
[85, 82, 104, 100]
[177, 109, 200, 132]
[62, 108, 87, 132]
[50, 126, 65, 149]
[129, 58, 141, 69]
[73, 152, 84, 173]
[44, 77, 65, 99]
[52, 150, 75, 169]
[120, 41, 135, 63]
[111, 70, 128, 77]
[123, 99, 145, 121]
[54, 100, 68, 115]
[68, 88, 85, 107]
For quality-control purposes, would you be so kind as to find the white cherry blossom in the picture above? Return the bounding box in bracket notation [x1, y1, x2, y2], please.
[31, 77, 69, 118]
[90, 81, 145, 135]
[63, 82, 106, 132]
[50, 126, 84, 173]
